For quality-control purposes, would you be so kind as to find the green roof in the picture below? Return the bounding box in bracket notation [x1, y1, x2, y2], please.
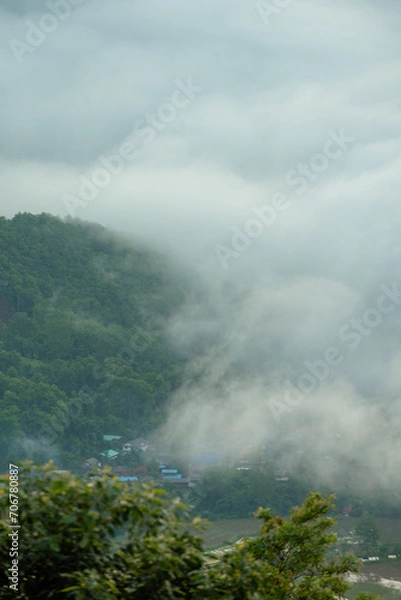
[100, 449, 119, 458]
[103, 435, 123, 441]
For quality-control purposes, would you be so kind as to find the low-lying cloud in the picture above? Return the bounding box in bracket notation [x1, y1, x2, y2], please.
[2, 0, 401, 488]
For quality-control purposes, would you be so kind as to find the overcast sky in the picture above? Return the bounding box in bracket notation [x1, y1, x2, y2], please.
[2, 0, 401, 486]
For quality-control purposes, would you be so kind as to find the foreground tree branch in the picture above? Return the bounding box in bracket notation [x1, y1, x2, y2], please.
[0, 463, 377, 599]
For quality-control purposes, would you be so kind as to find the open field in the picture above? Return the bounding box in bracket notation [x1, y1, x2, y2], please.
[203, 514, 401, 550]
[360, 561, 401, 580]
[335, 516, 401, 544]
[202, 518, 259, 549]
[347, 582, 401, 600]
[202, 516, 401, 599]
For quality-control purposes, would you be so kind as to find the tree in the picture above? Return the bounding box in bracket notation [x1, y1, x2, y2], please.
[0, 463, 377, 599]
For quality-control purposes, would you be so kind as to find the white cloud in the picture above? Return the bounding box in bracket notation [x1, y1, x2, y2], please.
[2, 0, 401, 485]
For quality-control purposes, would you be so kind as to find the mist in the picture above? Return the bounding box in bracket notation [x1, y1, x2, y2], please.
[2, 0, 401, 490]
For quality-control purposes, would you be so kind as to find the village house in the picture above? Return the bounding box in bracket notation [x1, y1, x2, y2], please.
[122, 438, 149, 453]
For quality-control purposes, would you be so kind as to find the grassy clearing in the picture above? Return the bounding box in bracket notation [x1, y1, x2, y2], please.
[202, 518, 260, 549]
[335, 516, 401, 544]
[346, 583, 401, 599]
[359, 561, 401, 580]
[202, 517, 401, 599]
[203, 515, 401, 551]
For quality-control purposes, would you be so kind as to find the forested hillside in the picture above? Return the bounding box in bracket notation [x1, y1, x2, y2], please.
[0, 213, 186, 470]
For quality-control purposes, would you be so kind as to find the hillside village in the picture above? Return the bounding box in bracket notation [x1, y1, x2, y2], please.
[84, 434, 225, 489]
[81, 434, 401, 569]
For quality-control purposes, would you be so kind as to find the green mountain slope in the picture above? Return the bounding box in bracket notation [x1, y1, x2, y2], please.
[0, 213, 185, 470]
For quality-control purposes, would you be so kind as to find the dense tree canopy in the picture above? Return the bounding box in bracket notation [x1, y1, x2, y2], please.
[0, 213, 186, 470]
[0, 463, 376, 599]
